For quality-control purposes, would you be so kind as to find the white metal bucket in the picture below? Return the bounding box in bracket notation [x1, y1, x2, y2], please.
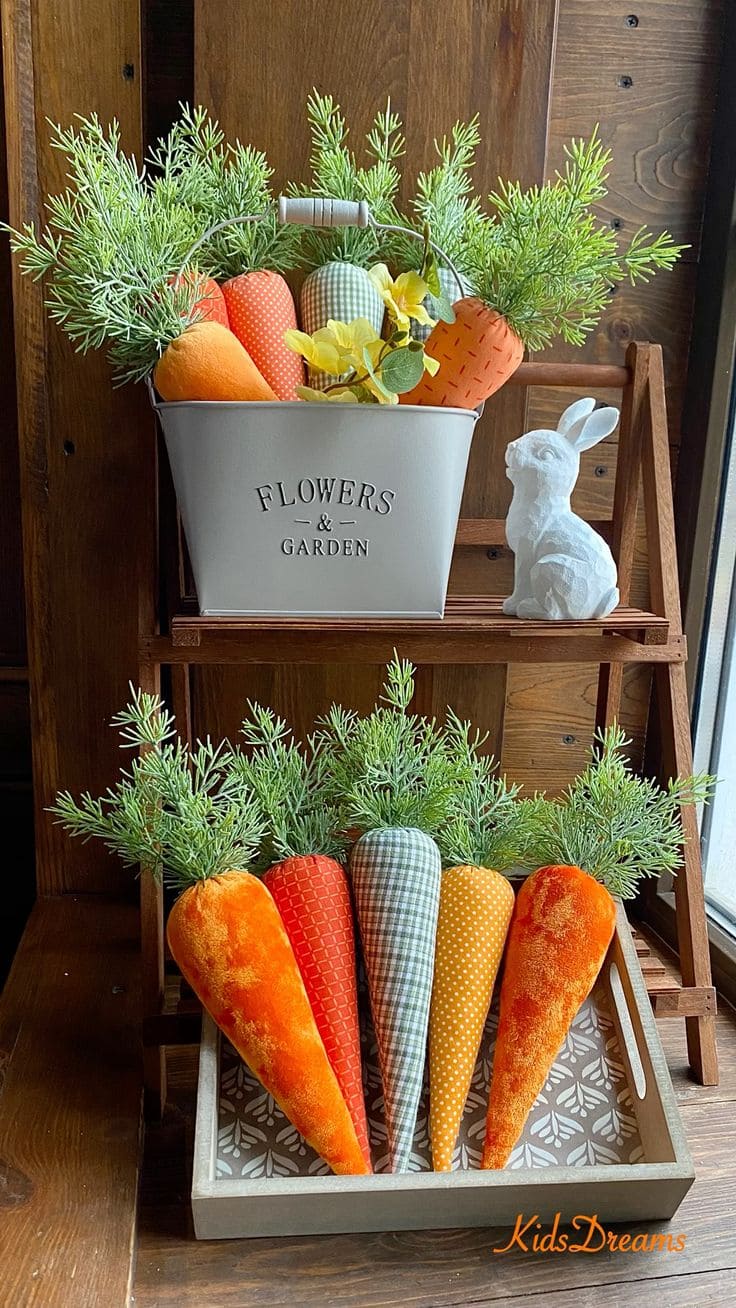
[154, 398, 478, 618]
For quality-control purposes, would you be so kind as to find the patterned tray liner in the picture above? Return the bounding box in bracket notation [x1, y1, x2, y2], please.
[216, 979, 643, 1179]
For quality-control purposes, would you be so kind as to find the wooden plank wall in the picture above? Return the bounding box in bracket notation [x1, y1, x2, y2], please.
[1, 0, 725, 909]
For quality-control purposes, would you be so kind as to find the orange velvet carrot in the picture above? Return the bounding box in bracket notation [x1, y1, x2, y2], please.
[481, 725, 714, 1169]
[153, 321, 276, 402]
[402, 297, 523, 409]
[222, 270, 304, 400]
[482, 863, 616, 1170]
[167, 869, 369, 1175]
[49, 688, 369, 1177]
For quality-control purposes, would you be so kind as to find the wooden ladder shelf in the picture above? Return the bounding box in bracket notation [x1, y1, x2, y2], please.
[139, 341, 718, 1112]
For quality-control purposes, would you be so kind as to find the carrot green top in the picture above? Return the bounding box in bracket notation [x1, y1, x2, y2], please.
[288, 91, 405, 270]
[437, 713, 543, 872]
[315, 656, 470, 836]
[231, 702, 347, 865]
[526, 725, 715, 899]
[147, 104, 302, 280]
[461, 129, 685, 352]
[49, 687, 264, 891]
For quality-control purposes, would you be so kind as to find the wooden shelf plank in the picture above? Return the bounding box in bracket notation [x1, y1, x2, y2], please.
[139, 600, 676, 667]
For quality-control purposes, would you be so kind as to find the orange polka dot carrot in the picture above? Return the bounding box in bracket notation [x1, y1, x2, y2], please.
[222, 270, 305, 400]
[482, 725, 715, 1170]
[430, 719, 538, 1171]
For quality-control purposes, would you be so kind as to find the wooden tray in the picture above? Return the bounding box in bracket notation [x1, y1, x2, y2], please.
[191, 907, 693, 1239]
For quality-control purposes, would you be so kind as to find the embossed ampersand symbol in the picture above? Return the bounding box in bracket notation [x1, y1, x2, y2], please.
[316, 513, 333, 532]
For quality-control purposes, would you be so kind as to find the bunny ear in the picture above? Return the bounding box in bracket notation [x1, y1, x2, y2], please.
[557, 397, 596, 435]
[566, 406, 620, 452]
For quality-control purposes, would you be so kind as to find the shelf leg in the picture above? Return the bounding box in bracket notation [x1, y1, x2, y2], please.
[656, 659, 719, 1085]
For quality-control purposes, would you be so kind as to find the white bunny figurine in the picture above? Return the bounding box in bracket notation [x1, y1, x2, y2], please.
[503, 398, 621, 621]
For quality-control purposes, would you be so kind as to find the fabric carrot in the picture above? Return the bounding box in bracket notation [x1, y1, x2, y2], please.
[293, 92, 404, 389]
[234, 703, 370, 1167]
[222, 270, 304, 400]
[430, 718, 541, 1171]
[402, 297, 523, 408]
[49, 689, 368, 1177]
[171, 271, 230, 328]
[482, 725, 715, 1170]
[317, 657, 467, 1171]
[153, 321, 276, 402]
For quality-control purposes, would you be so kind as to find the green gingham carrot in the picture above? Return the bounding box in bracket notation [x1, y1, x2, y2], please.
[317, 658, 466, 1172]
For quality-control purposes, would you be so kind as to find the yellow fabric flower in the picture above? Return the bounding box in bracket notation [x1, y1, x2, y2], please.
[285, 319, 385, 378]
[368, 264, 436, 334]
[296, 384, 357, 403]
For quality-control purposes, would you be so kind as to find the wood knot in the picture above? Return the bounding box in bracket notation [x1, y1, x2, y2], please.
[0, 1160, 34, 1208]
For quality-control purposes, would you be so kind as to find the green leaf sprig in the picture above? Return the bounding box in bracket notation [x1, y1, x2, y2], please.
[147, 104, 302, 280]
[526, 724, 715, 899]
[464, 128, 686, 351]
[289, 91, 405, 268]
[389, 116, 485, 281]
[438, 712, 545, 871]
[49, 686, 263, 891]
[231, 702, 347, 866]
[2, 113, 217, 383]
[315, 656, 470, 834]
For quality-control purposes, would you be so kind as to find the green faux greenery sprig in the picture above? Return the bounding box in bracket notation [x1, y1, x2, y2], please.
[49, 686, 263, 890]
[315, 656, 470, 833]
[147, 104, 302, 280]
[464, 129, 686, 351]
[231, 702, 347, 866]
[3, 114, 214, 383]
[526, 724, 715, 899]
[289, 90, 405, 268]
[390, 116, 484, 282]
[438, 712, 544, 871]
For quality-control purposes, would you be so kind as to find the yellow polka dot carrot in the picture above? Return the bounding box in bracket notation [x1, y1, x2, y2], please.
[429, 718, 541, 1171]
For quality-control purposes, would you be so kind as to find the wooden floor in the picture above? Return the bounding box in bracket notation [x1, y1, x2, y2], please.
[135, 954, 736, 1307]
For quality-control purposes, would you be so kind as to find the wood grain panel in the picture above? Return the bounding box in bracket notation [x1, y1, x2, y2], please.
[2, 0, 153, 894]
[0, 50, 24, 667]
[194, 0, 559, 747]
[0, 897, 142, 1308]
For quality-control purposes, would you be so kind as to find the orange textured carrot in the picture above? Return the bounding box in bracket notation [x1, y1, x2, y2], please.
[153, 321, 276, 402]
[222, 270, 304, 400]
[401, 297, 523, 409]
[481, 725, 713, 1168]
[264, 855, 371, 1166]
[482, 864, 615, 1170]
[167, 869, 370, 1176]
[429, 864, 515, 1171]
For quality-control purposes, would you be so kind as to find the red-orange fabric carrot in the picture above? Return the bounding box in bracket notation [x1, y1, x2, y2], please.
[223, 270, 304, 400]
[482, 726, 714, 1169]
[49, 688, 369, 1177]
[236, 703, 371, 1167]
[402, 297, 523, 409]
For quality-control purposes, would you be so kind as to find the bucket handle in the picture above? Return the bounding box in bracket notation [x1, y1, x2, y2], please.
[173, 197, 467, 301]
